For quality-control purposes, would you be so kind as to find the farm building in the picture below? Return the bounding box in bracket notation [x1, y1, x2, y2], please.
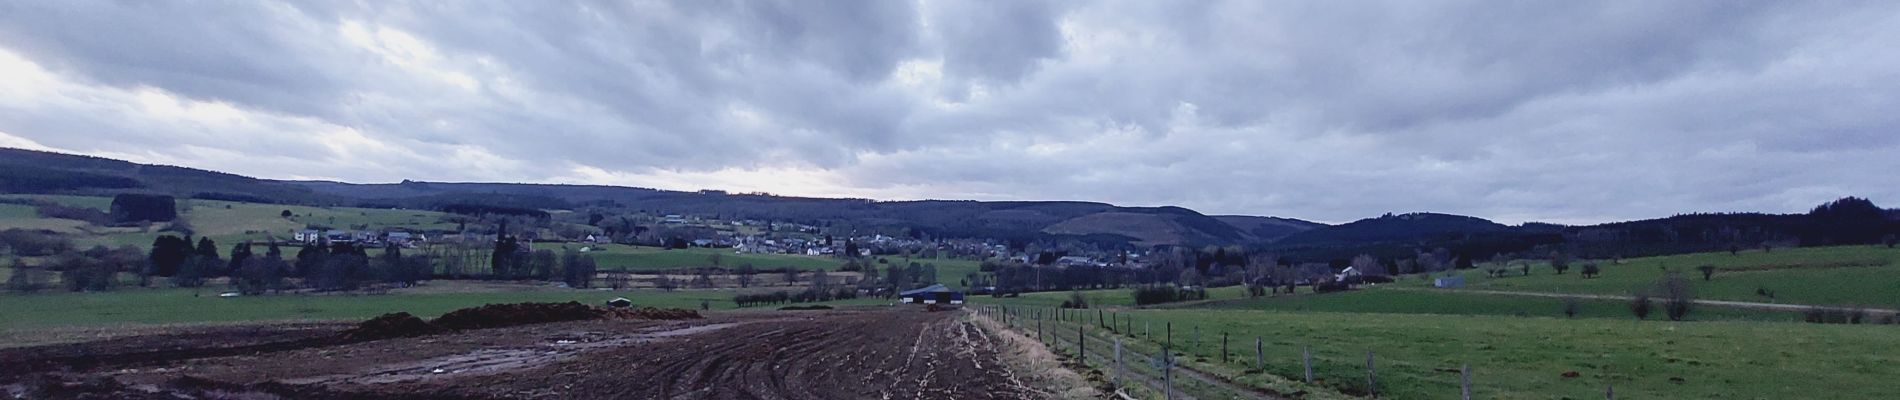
[898, 284, 965, 305]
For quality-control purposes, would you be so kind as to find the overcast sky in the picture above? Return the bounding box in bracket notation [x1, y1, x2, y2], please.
[2, 1, 1896, 224]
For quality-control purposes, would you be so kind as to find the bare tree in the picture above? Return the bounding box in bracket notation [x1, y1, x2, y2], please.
[1696, 265, 1716, 281]
[1177, 268, 1203, 287]
[1659, 272, 1694, 321]
[692, 268, 714, 288]
[1351, 254, 1384, 277]
[811, 269, 831, 291]
[606, 271, 630, 290]
[1561, 296, 1581, 318]
[1246, 253, 1279, 297]
[736, 263, 755, 288]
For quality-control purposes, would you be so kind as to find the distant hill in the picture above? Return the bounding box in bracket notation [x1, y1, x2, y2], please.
[1564, 197, 1899, 258]
[1263, 212, 1564, 261]
[1210, 215, 1327, 243]
[0, 148, 334, 204]
[298, 180, 1289, 246]
[0, 148, 1314, 247]
[1042, 208, 1265, 247]
[9, 147, 1888, 253]
[1275, 212, 1513, 246]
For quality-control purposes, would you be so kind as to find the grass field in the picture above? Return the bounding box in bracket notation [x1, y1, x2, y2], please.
[2, 194, 112, 210]
[1013, 307, 1900, 399]
[963, 246, 1900, 399]
[1421, 245, 1900, 307]
[583, 245, 843, 271]
[0, 195, 462, 254]
[0, 203, 36, 219]
[971, 284, 1797, 321]
[1198, 288, 1800, 321]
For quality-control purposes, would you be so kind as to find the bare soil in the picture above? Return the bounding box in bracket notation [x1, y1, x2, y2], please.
[1, 308, 1050, 399]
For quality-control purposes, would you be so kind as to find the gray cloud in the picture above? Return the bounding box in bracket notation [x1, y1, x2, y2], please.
[2, 0, 1898, 224]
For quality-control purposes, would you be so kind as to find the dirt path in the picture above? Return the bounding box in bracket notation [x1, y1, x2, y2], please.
[1, 308, 1048, 399]
[978, 311, 1284, 400]
[1392, 287, 1900, 314]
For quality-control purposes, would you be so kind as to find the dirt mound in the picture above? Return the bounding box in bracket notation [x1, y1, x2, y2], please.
[432, 302, 606, 331]
[778, 305, 833, 311]
[341, 312, 445, 341]
[337, 303, 702, 342]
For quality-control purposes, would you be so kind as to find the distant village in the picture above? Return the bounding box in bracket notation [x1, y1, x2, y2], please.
[280, 210, 1142, 270]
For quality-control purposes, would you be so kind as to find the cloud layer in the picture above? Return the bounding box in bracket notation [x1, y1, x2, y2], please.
[2, 1, 1897, 224]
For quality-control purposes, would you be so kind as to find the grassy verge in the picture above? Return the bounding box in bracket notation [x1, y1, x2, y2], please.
[1053, 307, 1900, 399]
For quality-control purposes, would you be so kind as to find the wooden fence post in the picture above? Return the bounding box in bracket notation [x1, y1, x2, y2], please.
[1302, 346, 1313, 383]
[1114, 337, 1124, 389]
[1078, 324, 1086, 361]
[1222, 333, 1229, 363]
[1366, 351, 1378, 397]
[1255, 336, 1264, 370]
[1164, 344, 1175, 400]
[1461, 364, 1471, 400]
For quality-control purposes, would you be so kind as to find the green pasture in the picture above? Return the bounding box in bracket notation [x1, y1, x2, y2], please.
[1422, 245, 1900, 307]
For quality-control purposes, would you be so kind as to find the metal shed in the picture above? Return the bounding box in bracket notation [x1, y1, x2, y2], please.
[898, 284, 965, 305]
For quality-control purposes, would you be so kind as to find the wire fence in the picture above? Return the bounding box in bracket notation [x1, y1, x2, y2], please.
[974, 304, 1618, 400]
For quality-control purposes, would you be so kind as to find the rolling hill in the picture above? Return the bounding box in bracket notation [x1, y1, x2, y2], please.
[0, 148, 1315, 247]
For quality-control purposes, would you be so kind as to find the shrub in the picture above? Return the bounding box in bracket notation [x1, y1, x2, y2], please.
[1803, 307, 1868, 324]
[33, 203, 109, 225]
[1696, 265, 1716, 281]
[1131, 285, 1207, 306]
[1550, 252, 1571, 274]
[1629, 290, 1653, 320]
[1060, 290, 1090, 309]
[0, 229, 72, 256]
[1561, 296, 1581, 318]
[1580, 262, 1601, 279]
[5, 259, 46, 293]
